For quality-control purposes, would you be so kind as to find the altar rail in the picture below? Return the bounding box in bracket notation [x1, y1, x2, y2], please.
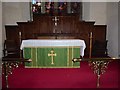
[2, 57, 119, 88]
[72, 57, 119, 88]
[2, 56, 32, 88]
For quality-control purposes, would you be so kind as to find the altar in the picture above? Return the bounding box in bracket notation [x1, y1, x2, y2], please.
[20, 39, 86, 68]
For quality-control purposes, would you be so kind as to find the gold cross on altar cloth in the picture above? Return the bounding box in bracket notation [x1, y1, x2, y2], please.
[48, 50, 57, 64]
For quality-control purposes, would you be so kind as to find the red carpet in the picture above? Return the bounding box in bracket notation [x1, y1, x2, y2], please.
[2, 61, 119, 88]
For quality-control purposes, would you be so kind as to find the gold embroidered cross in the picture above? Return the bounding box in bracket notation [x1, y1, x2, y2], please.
[48, 49, 56, 64]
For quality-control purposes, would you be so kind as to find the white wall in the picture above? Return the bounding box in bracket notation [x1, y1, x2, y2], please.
[0, 2, 2, 58]
[118, 2, 120, 58]
[89, 2, 107, 25]
[83, 2, 107, 25]
[0, 1, 2, 89]
[82, 2, 90, 21]
[3, 2, 30, 25]
[107, 2, 118, 58]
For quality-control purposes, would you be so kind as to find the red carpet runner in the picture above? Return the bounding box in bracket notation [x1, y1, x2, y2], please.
[2, 61, 119, 88]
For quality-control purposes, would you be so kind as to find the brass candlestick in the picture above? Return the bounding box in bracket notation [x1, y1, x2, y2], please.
[89, 32, 93, 58]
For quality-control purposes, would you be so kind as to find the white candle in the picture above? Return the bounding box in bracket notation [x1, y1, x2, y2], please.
[55, 22, 57, 26]
[19, 32, 21, 36]
[91, 32, 92, 36]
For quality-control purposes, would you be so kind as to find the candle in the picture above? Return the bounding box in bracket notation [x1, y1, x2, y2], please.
[55, 22, 57, 26]
[91, 32, 92, 36]
[19, 32, 21, 36]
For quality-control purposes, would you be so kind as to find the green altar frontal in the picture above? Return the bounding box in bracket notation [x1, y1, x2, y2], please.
[23, 46, 80, 68]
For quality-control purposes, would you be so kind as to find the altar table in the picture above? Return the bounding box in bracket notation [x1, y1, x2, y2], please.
[20, 39, 86, 68]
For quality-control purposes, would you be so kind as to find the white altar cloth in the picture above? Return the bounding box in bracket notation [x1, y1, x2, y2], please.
[20, 39, 86, 56]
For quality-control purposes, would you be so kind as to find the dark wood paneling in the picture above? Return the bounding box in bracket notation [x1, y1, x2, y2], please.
[93, 25, 106, 42]
[5, 25, 18, 40]
[5, 25, 20, 47]
[92, 25, 107, 56]
[5, 14, 107, 57]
